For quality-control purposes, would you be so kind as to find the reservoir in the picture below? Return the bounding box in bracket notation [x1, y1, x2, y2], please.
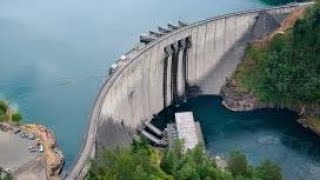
[0, 0, 314, 177]
[194, 97, 320, 179]
[154, 96, 320, 179]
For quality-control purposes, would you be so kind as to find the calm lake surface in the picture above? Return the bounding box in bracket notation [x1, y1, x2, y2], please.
[0, 0, 311, 175]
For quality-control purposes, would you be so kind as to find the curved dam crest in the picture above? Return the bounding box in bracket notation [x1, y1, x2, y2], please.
[67, 2, 313, 179]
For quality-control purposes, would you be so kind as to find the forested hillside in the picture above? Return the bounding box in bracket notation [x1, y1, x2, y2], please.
[226, 1, 320, 131]
[241, 2, 320, 105]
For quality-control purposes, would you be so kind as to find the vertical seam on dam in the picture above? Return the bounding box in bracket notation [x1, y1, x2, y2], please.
[204, 24, 208, 70]
[163, 56, 168, 107]
[235, 16, 238, 39]
[171, 45, 179, 104]
[223, 18, 227, 53]
[194, 28, 200, 81]
[185, 41, 189, 85]
[183, 45, 188, 96]
[214, 21, 217, 62]
[146, 53, 151, 115]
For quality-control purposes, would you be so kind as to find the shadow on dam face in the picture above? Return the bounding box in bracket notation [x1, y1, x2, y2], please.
[95, 117, 135, 153]
[198, 10, 282, 95]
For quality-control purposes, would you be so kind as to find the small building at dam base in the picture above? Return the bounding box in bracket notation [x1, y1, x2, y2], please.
[166, 112, 204, 151]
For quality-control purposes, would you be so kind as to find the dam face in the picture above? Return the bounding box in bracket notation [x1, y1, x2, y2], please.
[95, 4, 308, 151]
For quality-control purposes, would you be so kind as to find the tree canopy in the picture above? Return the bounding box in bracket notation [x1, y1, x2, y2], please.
[238, 2, 320, 106]
[0, 100, 22, 123]
[88, 139, 281, 180]
[260, 0, 305, 6]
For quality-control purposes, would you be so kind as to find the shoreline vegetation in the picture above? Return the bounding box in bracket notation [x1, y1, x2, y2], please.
[261, 0, 307, 5]
[0, 100, 64, 179]
[221, 2, 320, 134]
[0, 100, 22, 124]
[88, 139, 282, 180]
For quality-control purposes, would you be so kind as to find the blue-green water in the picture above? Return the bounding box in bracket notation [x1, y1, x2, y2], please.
[169, 96, 320, 179]
[0, 0, 309, 174]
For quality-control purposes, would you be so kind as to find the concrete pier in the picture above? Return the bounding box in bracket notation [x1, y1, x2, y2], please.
[165, 112, 204, 150]
[175, 112, 202, 150]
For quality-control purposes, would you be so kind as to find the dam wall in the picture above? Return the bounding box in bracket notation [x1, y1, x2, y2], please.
[98, 4, 306, 134]
[65, 3, 314, 179]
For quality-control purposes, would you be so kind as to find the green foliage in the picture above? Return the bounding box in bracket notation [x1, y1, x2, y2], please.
[260, 0, 305, 6]
[0, 167, 13, 180]
[0, 101, 9, 122]
[0, 100, 23, 123]
[0, 100, 8, 115]
[227, 151, 281, 180]
[0, 114, 8, 122]
[254, 160, 282, 180]
[12, 113, 22, 122]
[88, 139, 171, 180]
[227, 151, 250, 177]
[239, 3, 320, 106]
[89, 140, 282, 180]
[0, 174, 12, 180]
[161, 142, 232, 180]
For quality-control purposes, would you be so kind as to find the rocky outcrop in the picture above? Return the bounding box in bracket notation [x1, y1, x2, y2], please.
[22, 124, 64, 179]
[221, 73, 320, 136]
[220, 79, 260, 111]
[0, 122, 64, 179]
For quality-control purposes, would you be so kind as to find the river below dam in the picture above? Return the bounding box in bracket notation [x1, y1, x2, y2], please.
[154, 96, 320, 179]
[0, 0, 314, 176]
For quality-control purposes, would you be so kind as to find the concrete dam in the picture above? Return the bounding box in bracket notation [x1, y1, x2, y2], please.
[67, 3, 312, 179]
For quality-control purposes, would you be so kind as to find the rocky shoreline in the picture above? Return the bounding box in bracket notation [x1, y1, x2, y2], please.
[0, 100, 64, 179]
[221, 78, 320, 134]
[23, 124, 64, 178]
